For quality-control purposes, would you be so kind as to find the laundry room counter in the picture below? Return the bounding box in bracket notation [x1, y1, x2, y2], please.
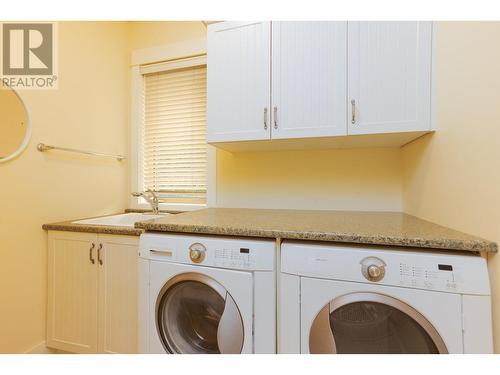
[42, 209, 179, 236]
[43, 215, 144, 236]
[134, 208, 498, 253]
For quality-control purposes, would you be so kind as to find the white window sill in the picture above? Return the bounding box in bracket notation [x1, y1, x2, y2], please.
[130, 201, 206, 213]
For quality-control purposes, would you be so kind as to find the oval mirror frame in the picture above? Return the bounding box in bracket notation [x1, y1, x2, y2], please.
[0, 85, 31, 163]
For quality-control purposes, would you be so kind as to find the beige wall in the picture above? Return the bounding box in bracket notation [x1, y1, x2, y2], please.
[402, 22, 500, 351]
[217, 148, 402, 210]
[128, 21, 206, 50]
[0, 22, 130, 353]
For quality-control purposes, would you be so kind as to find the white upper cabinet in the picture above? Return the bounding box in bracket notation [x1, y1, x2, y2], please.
[348, 21, 433, 135]
[207, 22, 271, 142]
[271, 22, 347, 139]
[207, 21, 434, 149]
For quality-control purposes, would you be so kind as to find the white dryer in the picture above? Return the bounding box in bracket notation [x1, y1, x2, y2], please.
[279, 241, 493, 354]
[139, 233, 276, 354]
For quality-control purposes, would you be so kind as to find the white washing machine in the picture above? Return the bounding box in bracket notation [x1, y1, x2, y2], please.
[279, 241, 493, 354]
[139, 233, 276, 354]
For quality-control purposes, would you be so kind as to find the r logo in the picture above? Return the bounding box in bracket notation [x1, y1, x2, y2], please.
[2, 23, 53, 75]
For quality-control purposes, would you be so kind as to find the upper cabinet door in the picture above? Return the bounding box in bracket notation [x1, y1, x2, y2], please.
[207, 22, 271, 143]
[271, 22, 347, 139]
[348, 22, 433, 135]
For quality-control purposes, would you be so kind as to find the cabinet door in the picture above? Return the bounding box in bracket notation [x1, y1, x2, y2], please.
[348, 22, 433, 135]
[207, 21, 271, 142]
[47, 231, 99, 353]
[271, 21, 347, 139]
[97, 235, 139, 354]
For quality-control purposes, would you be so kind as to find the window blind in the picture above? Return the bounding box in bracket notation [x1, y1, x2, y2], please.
[142, 64, 207, 204]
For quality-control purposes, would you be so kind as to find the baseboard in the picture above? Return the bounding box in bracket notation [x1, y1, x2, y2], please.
[25, 341, 56, 354]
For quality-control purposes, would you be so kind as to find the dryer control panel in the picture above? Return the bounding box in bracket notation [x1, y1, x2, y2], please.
[281, 241, 490, 296]
[398, 262, 462, 292]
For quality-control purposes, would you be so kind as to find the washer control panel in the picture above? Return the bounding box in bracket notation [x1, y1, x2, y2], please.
[140, 233, 275, 271]
[214, 247, 252, 268]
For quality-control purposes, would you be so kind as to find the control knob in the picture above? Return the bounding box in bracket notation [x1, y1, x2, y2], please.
[361, 257, 386, 282]
[189, 243, 206, 263]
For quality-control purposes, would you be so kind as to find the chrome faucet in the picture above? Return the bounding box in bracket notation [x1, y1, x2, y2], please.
[132, 189, 159, 214]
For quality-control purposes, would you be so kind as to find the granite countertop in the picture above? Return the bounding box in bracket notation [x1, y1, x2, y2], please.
[42, 209, 184, 236]
[135, 208, 498, 253]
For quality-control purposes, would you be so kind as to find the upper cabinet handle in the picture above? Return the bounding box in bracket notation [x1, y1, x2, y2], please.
[89, 243, 95, 264]
[97, 244, 103, 265]
[351, 99, 356, 124]
[273, 106, 278, 129]
[263, 107, 268, 130]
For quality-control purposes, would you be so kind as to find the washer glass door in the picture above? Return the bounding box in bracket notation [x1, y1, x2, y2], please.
[309, 292, 448, 354]
[156, 273, 244, 354]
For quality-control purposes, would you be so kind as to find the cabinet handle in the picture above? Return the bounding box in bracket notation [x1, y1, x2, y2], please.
[273, 106, 278, 129]
[89, 243, 95, 264]
[97, 244, 103, 265]
[263, 107, 268, 130]
[351, 99, 356, 124]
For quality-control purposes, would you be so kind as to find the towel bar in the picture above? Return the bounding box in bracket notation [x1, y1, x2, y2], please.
[37, 143, 125, 161]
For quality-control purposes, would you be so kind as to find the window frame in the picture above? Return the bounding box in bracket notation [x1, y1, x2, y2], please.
[130, 40, 215, 212]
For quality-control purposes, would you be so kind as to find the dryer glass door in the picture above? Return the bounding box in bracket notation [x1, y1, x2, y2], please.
[156, 273, 244, 354]
[310, 292, 448, 354]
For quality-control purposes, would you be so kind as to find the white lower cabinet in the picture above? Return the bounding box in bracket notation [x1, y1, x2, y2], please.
[47, 231, 138, 354]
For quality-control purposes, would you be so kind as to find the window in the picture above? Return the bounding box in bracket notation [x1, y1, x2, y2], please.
[136, 56, 208, 207]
